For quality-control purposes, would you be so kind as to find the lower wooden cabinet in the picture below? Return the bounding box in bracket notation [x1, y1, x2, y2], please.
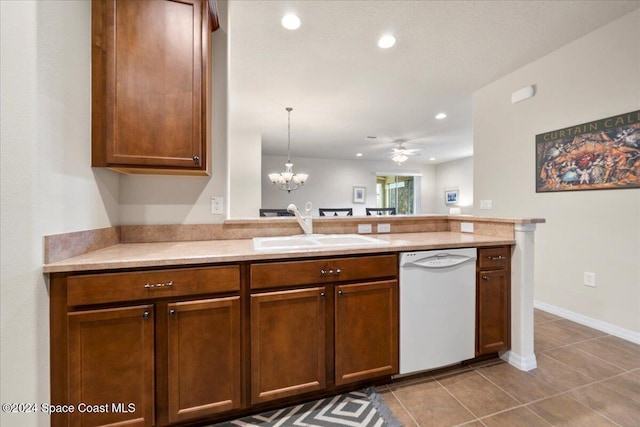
[334, 281, 398, 386]
[250, 288, 326, 404]
[166, 297, 241, 423]
[476, 247, 511, 356]
[68, 305, 155, 427]
[51, 266, 241, 427]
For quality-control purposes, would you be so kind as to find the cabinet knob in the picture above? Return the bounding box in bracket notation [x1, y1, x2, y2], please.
[168, 309, 176, 318]
[320, 292, 325, 299]
[338, 290, 344, 297]
[193, 156, 200, 164]
[482, 275, 489, 281]
[142, 311, 150, 320]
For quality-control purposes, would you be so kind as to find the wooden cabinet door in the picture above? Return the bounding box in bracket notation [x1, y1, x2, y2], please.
[93, 0, 209, 173]
[166, 297, 241, 423]
[68, 305, 155, 427]
[250, 288, 326, 404]
[477, 269, 511, 355]
[334, 281, 399, 386]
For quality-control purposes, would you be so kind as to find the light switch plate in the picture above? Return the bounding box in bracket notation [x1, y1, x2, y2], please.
[584, 272, 596, 287]
[480, 200, 493, 210]
[358, 224, 372, 234]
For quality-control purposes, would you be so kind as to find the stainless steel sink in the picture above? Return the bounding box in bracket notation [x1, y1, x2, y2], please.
[253, 234, 388, 251]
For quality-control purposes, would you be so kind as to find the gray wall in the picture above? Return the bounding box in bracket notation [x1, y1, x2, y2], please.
[473, 10, 639, 335]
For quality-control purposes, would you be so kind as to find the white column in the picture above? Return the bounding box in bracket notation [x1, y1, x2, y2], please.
[501, 223, 537, 371]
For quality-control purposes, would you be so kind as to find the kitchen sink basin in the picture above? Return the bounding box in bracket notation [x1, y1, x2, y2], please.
[253, 234, 388, 251]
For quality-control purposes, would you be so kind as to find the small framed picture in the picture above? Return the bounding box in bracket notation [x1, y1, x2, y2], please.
[444, 188, 459, 204]
[353, 186, 366, 203]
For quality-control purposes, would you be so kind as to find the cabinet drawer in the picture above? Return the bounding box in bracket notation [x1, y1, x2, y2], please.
[68, 266, 240, 306]
[250, 255, 397, 290]
[478, 246, 511, 270]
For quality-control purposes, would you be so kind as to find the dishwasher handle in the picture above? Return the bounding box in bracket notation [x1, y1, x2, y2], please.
[404, 254, 476, 269]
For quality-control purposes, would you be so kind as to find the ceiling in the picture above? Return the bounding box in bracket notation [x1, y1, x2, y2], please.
[228, 1, 639, 165]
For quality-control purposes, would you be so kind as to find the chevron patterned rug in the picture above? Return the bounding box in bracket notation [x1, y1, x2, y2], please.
[211, 388, 402, 427]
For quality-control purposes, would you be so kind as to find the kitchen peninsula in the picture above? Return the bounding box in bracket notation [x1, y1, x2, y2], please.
[44, 215, 543, 427]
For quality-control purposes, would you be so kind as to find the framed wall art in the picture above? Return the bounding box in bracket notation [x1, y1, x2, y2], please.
[536, 110, 640, 193]
[444, 188, 459, 204]
[353, 186, 366, 203]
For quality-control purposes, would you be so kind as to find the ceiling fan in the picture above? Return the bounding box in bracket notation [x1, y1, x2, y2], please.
[390, 139, 421, 165]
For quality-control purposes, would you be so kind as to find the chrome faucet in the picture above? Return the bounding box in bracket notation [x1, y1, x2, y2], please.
[288, 202, 313, 235]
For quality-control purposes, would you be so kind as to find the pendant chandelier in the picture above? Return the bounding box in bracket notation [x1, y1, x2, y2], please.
[267, 107, 309, 192]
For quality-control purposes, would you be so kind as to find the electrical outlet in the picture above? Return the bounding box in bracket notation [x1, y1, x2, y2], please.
[460, 222, 474, 233]
[480, 200, 493, 210]
[358, 224, 372, 234]
[377, 223, 391, 233]
[210, 197, 224, 215]
[584, 272, 596, 288]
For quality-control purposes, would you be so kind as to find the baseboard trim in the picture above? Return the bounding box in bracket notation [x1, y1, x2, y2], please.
[500, 350, 537, 371]
[534, 300, 640, 344]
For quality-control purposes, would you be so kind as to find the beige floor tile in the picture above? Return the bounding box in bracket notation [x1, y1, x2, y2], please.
[378, 389, 419, 427]
[458, 421, 484, 426]
[391, 380, 476, 427]
[597, 336, 640, 356]
[535, 321, 597, 345]
[572, 338, 640, 370]
[535, 309, 562, 324]
[569, 381, 640, 427]
[476, 363, 559, 403]
[482, 407, 551, 427]
[527, 394, 618, 427]
[528, 353, 596, 391]
[438, 371, 520, 418]
[544, 346, 625, 380]
[554, 319, 608, 340]
[535, 331, 567, 352]
[599, 373, 640, 403]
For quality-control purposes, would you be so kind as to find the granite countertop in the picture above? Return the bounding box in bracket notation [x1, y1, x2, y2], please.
[43, 231, 515, 274]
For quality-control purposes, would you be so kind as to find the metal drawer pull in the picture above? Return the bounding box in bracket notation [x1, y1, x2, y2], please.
[320, 268, 342, 277]
[144, 281, 174, 289]
[487, 256, 506, 260]
[482, 275, 489, 281]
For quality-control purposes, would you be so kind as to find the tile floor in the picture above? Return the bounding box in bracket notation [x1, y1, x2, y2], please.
[380, 309, 640, 426]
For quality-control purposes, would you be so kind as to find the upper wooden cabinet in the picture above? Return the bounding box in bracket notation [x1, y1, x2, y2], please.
[91, 0, 217, 175]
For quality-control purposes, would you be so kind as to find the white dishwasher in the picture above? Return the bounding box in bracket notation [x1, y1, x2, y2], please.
[398, 248, 477, 375]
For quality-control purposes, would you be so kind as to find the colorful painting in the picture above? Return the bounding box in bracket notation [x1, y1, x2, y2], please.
[536, 110, 640, 192]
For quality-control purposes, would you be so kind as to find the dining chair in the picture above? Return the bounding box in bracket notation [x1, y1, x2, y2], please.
[365, 207, 396, 216]
[318, 208, 353, 216]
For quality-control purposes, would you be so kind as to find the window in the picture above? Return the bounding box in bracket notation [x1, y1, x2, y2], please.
[375, 174, 418, 214]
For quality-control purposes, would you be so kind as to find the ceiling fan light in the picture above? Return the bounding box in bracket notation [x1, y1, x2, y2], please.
[378, 34, 396, 49]
[435, 112, 447, 120]
[282, 14, 301, 30]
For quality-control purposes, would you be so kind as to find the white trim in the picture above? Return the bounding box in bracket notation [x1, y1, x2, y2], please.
[499, 350, 537, 371]
[534, 300, 640, 344]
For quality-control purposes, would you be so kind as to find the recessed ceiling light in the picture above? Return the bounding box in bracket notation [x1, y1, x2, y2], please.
[429, 157, 436, 161]
[378, 34, 396, 49]
[356, 153, 363, 157]
[435, 113, 447, 120]
[281, 14, 301, 30]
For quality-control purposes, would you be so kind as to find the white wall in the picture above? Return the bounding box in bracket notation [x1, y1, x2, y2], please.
[261, 155, 437, 216]
[0, 2, 119, 426]
[434, 156, 474, 214]
[473, 10, 640, 334]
